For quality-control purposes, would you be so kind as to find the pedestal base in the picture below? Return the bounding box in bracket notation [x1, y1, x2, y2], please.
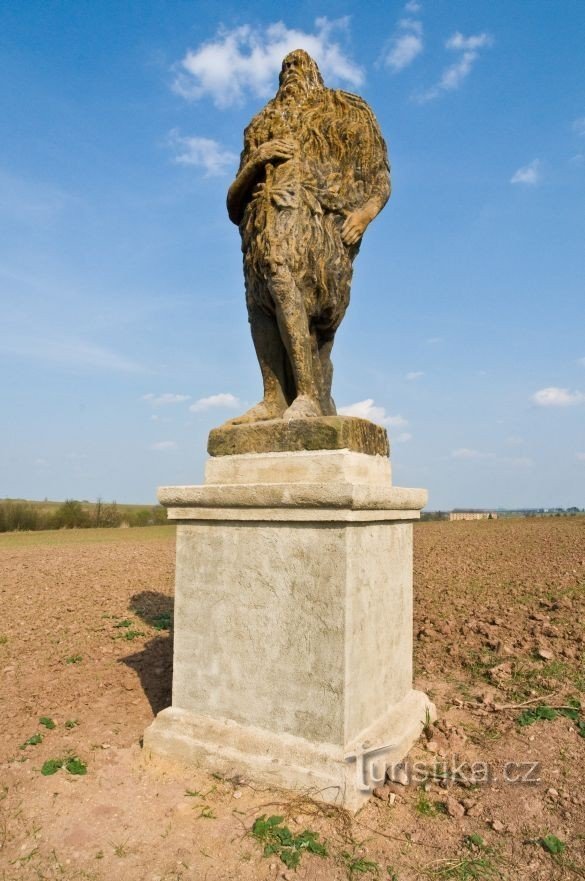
[145, 448, 433, 811]
[144, 690, 432, 812]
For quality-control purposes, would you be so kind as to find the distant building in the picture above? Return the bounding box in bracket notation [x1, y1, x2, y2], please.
[448, 511, 497, 521]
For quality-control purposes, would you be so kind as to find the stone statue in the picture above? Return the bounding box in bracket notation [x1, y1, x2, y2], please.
[226, 50, 390, 424]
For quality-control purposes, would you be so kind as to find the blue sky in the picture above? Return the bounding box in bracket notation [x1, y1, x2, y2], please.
[1, 0, 584, 509]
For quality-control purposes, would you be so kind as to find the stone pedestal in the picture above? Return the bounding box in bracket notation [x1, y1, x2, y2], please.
[144, 448, 434, 811]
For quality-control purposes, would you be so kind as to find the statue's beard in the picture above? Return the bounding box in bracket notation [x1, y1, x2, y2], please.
[277, 71, 319, 102]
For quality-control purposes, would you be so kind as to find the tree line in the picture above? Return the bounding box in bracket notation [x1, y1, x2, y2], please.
[0, 499, 168, 533]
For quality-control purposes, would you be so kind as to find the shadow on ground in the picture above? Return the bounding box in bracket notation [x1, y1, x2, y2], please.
[121, 591, 174, 715]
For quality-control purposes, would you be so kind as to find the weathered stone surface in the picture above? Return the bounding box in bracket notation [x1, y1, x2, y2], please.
[225, 49, 390, 424]
[208, 415, 389, 457]
[205, 449, 392, 485]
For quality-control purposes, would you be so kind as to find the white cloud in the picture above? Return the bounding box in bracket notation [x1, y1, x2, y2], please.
[451, 448, 495, 461]
[142, 392, 190, 406]
[338, 398, 408, 428]
[406, 371, 424, 381]
[445, 32, 492, 52]
[510, 159, 541, 186]
[578, 357, 585, 367]
[394, 432, 413, 443]
[189, 392, 241, 413]
[385, 33, 423, 72]
[173, 18, 364, 108]
[383, 5, 424, 72]
[417, 31, 492, 102]
[150, 441, 178, 451]
[532, 387, 585, 407]
[572, 117, 585, 137]
[169, 131, 238, 177]
[405, 0, 422, 11]
[576, 452, 585, 462]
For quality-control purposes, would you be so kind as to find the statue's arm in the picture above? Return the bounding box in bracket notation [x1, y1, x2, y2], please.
[227, 139, 296, 225]
[341, 163, 391, 246]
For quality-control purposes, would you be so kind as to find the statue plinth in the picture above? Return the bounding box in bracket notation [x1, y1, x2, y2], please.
[208, 415, 389, 458]
[144, 441, 433, 811]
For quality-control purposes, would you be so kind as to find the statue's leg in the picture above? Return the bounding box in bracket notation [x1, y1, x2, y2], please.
[268, 264, 322, 419]
[227, 306, 288, 425]
[318, 335, 337, 416]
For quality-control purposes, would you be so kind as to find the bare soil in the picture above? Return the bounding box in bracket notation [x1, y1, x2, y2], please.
[1, 518, 584, 880]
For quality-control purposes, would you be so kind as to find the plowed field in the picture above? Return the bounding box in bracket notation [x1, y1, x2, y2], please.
[1, 518, 584, 880]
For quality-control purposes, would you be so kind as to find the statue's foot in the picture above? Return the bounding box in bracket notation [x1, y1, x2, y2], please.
[322, 396, 337, 417]
[283, 395, 322, 421]
[227, 400, 286, 426]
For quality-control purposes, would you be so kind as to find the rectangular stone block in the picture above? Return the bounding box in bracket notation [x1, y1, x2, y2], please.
[144, 450, 433, 810]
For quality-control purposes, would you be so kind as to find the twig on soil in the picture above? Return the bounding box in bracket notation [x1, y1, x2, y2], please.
[492, 692, 558, 711]
[355, 817, 443, 850]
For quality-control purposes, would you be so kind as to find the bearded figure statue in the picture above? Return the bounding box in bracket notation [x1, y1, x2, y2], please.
[226, 50, 390, 423]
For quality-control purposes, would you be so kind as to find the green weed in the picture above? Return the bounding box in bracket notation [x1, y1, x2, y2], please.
[251, 814, 327, 870]
[151, 612, 172, 630]
[20, 733, 43, 749]
[40, 755, 86, 776]
[64, 719, 79, 729]
[65, 654, 83, 664]
[540, 834, 565, 855]
[65, 757, 87, 775]
[0, 635, 7, 645]
[198, 806, 216, 819]
[415, 793, 440, 817]
[115, 629, 144, 641]
[39, 716, 56, 729]
[41, 758, 64, 776]
[517, 698, 585, 736]
[341, 851, 380, 877]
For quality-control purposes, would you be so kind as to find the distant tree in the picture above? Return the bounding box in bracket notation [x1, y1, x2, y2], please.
[0, 502, 41, 532]
[52, 500, 89, 529]
[151, 505, 168, 525]
[130, 508, 152, 527]
[100, 501, 122, 528]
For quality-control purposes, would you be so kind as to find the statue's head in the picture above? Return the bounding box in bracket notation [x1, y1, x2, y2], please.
[277, 50, 324, 98]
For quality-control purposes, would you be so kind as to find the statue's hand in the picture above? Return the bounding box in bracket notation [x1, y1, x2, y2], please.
[254, 139, 296, 168]
[341, 209, 370, 246]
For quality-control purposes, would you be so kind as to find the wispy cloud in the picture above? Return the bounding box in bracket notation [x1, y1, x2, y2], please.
[451, 448, 496, 461]
[578, 357, 585, 367]
[189, 393, 241, 413]
[142, 392, 190, 406]
[169, 130, 238, 177]
[173, 18, 364, 108]
[383, 4, 424, 73]
[394, 432, 413, 443]
[505, 435, 525, 447]
[577, 452, 585, 462]
[416, 31, 492, 102]
[338, 398, 408, 428]
[532, 387, 585, 407]
[406, 371, 424, 381]
[452, 448, 533, 468]
[150, 441, 178, 451]
[510, 159, 541, 186]
[572, 117, 585, 137]
[0, 335, 146, 373]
